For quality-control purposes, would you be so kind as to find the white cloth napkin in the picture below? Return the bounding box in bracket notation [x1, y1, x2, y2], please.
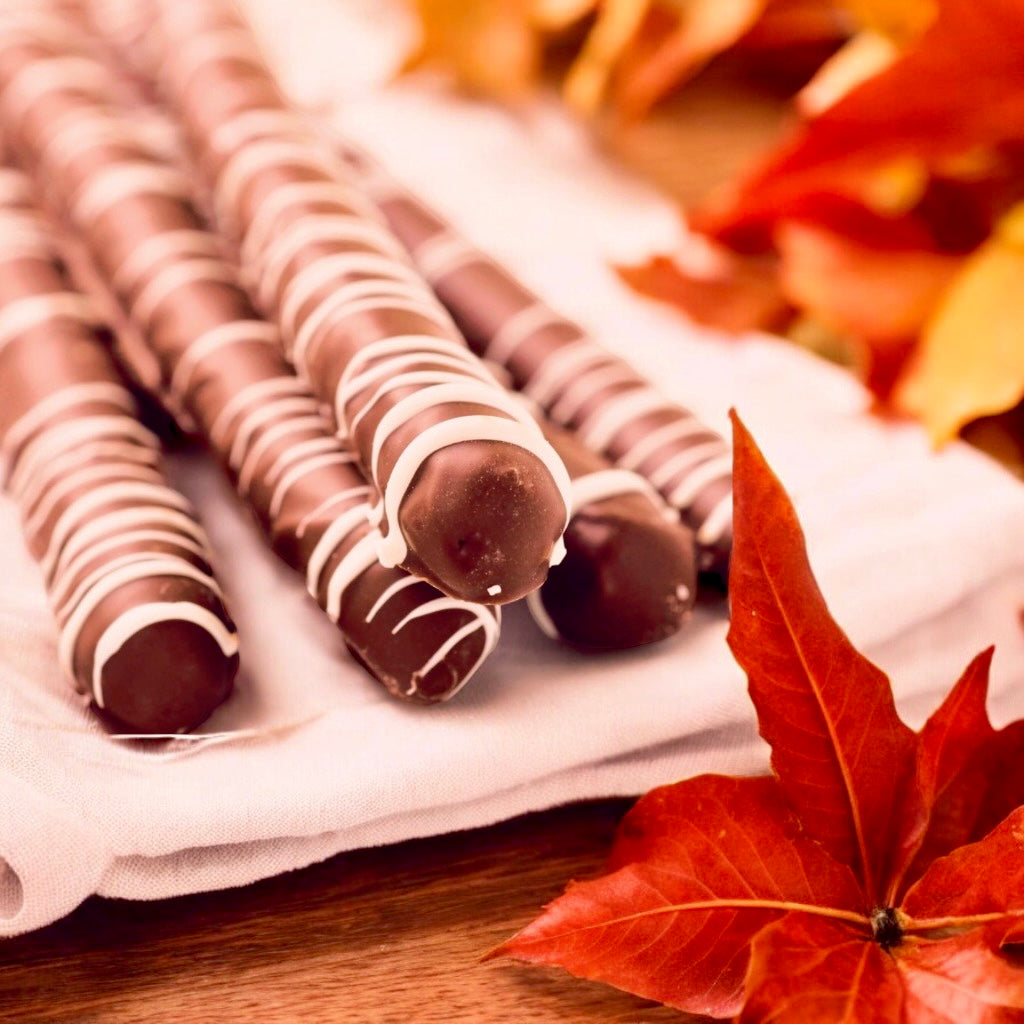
[2, 0, 1024, 938]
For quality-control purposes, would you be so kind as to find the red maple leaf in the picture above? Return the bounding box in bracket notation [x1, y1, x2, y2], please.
[695, 0, 1024, 244]
[492, 410, 1024, 1020]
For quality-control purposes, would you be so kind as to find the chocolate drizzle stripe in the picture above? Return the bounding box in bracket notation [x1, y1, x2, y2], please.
[274, 252, 425, 346]
[207, 374, 311, 447]
[265, 450, 354, 519]
[213, 140, 364, 233]
[111, 228, 223, 296]
[236, 424, 335, 495]
[392, 599, 500, 698]
[208, 109, 304, 156]
[347, 368, 489, 437]
[304, 503, 373, 597]
[158, 27, 263, 89]
[697, 491, 734, 547]
[57, 558, 227, 679]
[0, 55, 113, 119]
[54, 548, 195, 621]
[226, 398, 324, 470]
[49, 527, 208, 609]
[241, 180, 368, 267]
[292, 284, 457, 375]
[254, 429, 339, 481]
[565, 468, 666, 516]
[647, 440, 730, 490]
[49, 505, 210, 585]
[0, 293, 98, 354]
[413, 232, 481, 283]
[257, 215, 408, 291]
[23, 460, 162, 538]
[549, 366, 641, 423]
[616, 416, 713, 470]
[369, 380, 540, 479]
[578, 389, 681, 450]
[38, 114, 157, 175]
[8, 414, 156, 495]
[323, 530, 383, 622]
[2, 380, 134, 457]
[666, 453, 734, 507]
[129, 258, 237, 328]
[294, 485, 370, 540]
[169, 318, 279, 396]
[14, 442, 158, 517]
[519, 342, 606, 406]
[41, 480, 195, 575]
[364, 574, 421, 622]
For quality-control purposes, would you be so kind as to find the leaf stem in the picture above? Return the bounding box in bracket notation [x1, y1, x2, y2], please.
[528, 899, 874, 936]
[902, 909, 1024, 935]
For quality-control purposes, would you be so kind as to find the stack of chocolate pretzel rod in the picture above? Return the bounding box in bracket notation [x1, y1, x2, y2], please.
[98, 0, 733, 582]
[0, 2, 504, 706]
[0, 166, 239, 735]
[94, 0, 579, 610]
[75, 0, 700, 645]
[0, 0, 699, 726]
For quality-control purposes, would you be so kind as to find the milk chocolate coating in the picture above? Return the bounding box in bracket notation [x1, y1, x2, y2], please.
[339, 146, 733, 579]
[533, 421, 696, 650]
[0, 169, 238, 734]
[0, 7, 500, 701]
[107, 0, 572, 604]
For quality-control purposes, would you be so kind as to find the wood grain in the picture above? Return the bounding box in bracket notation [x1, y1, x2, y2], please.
[1, 799, 712, 1024]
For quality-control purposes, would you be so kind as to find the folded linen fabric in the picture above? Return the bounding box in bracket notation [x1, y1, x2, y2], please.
[1, 0, 1023, 937]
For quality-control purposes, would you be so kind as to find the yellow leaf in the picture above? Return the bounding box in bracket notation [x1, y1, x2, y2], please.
[563, 0, 652, 112]
[840, 0, 937, 43]
[797, 30, 900, 116]
[895, 204, 1024, 444]
[404, 0, 542, 99]
[531, 0, 598, 30]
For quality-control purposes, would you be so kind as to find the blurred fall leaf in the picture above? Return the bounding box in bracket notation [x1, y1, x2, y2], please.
[895, 204, 1024, 443]
[398, 0, 1024, 455]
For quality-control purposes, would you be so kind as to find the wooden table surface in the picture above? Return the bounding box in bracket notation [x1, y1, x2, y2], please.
[3, 799, 711, 1024]
[0, 62, 789, 1024]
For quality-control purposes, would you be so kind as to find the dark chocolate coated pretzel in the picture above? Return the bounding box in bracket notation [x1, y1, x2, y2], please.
[0, 168, 237, 733]
[534, 418, 697, 650]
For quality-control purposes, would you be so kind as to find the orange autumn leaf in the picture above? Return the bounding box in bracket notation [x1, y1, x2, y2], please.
[615, 248, 789, 333]
[599, 0, 770, 118]
[402, 0, 543, 99]
[561, 0, 651, 112]
[894, 204, 1024, 444]
[696, 0, 1024, 239]
[775, 218, 960, 342]
[839, 0, 936, 42]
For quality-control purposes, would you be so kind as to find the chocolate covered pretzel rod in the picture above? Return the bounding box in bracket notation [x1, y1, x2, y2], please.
[100, 0, 573, 605]
[0, 8, 499, 702]
[534, 418, 696, 650]
[339, 145, 734, 577]
[0, 168, 238, 733]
